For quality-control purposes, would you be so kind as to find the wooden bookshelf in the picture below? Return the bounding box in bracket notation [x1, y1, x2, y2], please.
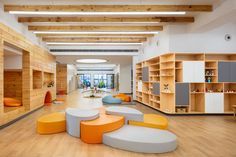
[136, 52, 236, 114]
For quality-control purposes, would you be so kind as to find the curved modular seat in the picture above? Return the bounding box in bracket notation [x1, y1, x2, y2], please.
[80, 114, 124, 144]
[4, 97, 22, 107]
[129, 114, 168, 130]
[66, 108, 99, 137]
[102, 95, 122, 104]
[37, 112, 66, 134]
[106, 106, 143, 123]
[113, 94, 131, 102]
[103, 125, 177, 154]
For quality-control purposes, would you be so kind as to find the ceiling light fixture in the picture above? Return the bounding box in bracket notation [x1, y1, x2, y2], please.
[46, 42, 143, 45]
[9, 11, 186, 15]
[76, 59, 107, 63]
[34, 31, 159, 34]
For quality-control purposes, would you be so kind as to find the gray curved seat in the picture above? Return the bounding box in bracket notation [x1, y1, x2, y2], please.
[105, 106, 143, 123]
[103, 125, 177, 153]
[65, 108, 99, 137]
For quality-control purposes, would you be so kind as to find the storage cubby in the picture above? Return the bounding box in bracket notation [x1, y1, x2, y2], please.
[149, 95, 160, 109]
[205, 83, 223, 93]
[224, 94, 236, 112]
[205, 54, 236, 61]
[190, 93, 205, 113]
[142, 82, 149, 94]
[136, 91, 142, 102]
[136, 63, 142, 81]
[175, 61, 183, 82]
[205, 61, 217, 83]
[191, 83, 205, 93]
[224, 83, 236, 93]
[33, 70, 42, 89]
[44, 72, 54, 88]
[142, 93, 149, 105]
[175, 53, 204, 61]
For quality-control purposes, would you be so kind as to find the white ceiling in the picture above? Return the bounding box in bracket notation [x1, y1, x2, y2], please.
[56, 55, 132, 65]
[0, 0, 224, 66]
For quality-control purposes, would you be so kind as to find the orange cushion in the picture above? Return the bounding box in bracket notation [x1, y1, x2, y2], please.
[114, 94, 131, 102]
[4, 97, 22, 107]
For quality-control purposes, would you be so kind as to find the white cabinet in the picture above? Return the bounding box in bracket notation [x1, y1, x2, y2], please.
[205, 93, 224, 113]
[183, 61, 205, 83]
[137, 80, 142, 92]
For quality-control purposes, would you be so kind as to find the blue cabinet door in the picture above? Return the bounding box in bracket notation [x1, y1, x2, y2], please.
[175, 83, 189, 106]
[218, 62, 231, 82]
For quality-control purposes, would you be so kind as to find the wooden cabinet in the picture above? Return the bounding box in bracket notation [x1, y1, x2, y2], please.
[205, 93, 224, 113]
[183, 61, 205, 83]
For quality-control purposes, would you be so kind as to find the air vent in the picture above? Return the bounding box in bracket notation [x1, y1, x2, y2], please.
[50, 49, 138, 52]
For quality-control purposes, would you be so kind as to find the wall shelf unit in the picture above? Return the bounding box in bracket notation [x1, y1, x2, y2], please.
[33, 70, 42, 89]
[136, 53, 236, 114]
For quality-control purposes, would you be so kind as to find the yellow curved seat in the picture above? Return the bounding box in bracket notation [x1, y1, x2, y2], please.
[37, 112, 66, 134]
[129, 114, 168, 130]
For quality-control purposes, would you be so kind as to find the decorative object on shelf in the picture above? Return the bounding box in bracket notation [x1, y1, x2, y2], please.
[225, 90, 236, 93]
[176, 107, 187, 113]
[162, 84, 171, 93]
[47, 81, 54, 87]
[207, 77, 212, 83]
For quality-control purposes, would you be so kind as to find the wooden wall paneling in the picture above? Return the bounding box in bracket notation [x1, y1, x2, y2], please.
[4, 71, 22, 100]
[22, 50, 31, 111]
[0, 23, 56, 126]
[0, 34, 3, 115]
[56, 64, 67, 94]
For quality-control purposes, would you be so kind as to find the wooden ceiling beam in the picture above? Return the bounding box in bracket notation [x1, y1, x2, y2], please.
[4, 5, 212, 12]
[36, 34, 154, 37]
[42, 37, 147, 42]
[28, 26, 163, 31]
[18, 16, 194, 23]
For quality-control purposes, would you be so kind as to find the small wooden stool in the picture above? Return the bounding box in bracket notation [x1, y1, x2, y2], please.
[233, 105, 236, 117]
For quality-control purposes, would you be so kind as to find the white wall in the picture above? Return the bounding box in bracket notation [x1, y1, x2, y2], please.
[119, 63, 132, 93]
[4, 55, 22, 70]
[67, 64, 78, 93]
[169, 23, 236, 52]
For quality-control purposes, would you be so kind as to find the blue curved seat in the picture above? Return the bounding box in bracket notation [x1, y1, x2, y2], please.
[102, 95, 122, 104]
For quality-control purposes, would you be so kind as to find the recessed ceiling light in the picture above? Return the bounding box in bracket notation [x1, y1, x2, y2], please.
[76, 59, 107, 63]
[9, 11, 186, 15]
[34, 31, 159, 35]
[46, 42, 143, 45]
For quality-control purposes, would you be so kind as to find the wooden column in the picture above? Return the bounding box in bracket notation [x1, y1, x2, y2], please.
[22, 50, 31, 111]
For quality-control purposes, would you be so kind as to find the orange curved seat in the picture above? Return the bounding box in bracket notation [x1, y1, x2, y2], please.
[4, 97, 22, 107]
[37, 112, 66, 134]
[113, 94, 131, 102]
[80, 114, 124, 144]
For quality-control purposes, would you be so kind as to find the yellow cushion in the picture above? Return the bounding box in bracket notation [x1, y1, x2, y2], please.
[129, 114, 168, 130]
[37, 112, 66, 134]
[4, 97, 22, 107]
